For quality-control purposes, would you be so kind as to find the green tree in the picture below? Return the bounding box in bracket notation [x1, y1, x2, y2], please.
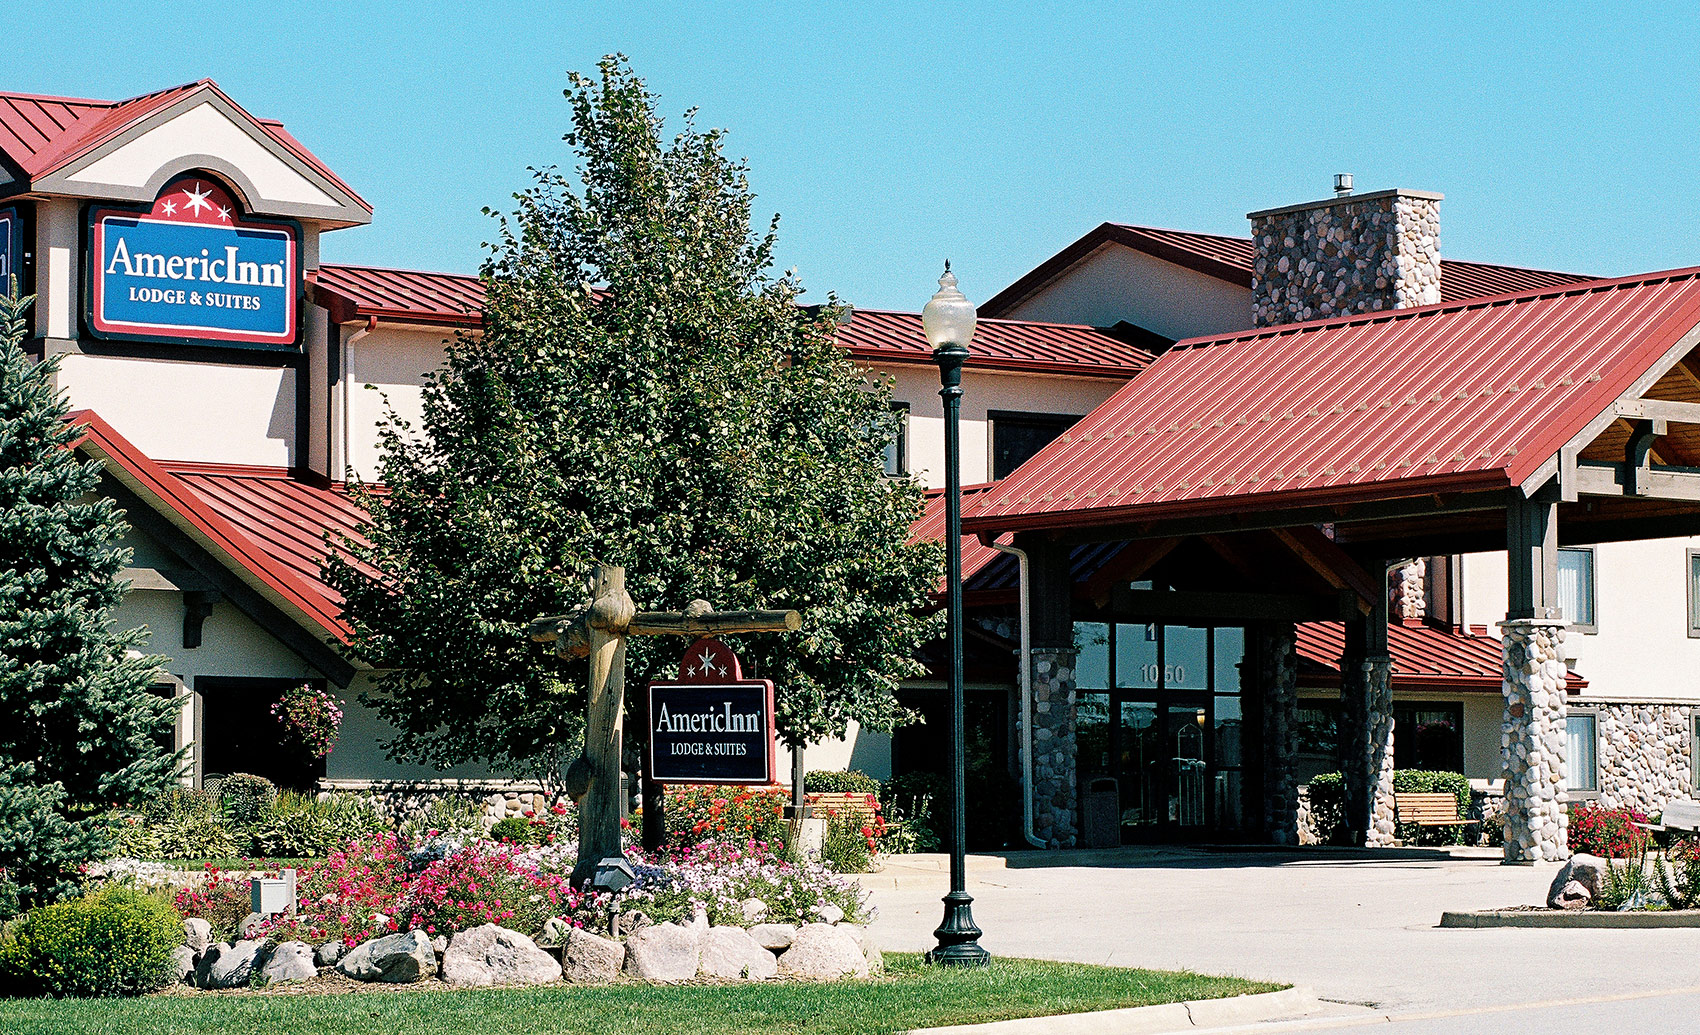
[0, 288, 178, 905]
[326, 56, 941, 786]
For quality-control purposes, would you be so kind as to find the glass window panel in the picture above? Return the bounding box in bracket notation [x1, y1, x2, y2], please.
[1076, 692, 1112, 773]
[1558, 548, 1595, 627]
[1213, 627, 1245, 694]
[1296, 702, 1340, 784]
[1213, 770, 1244, 831]
[1213, 695, 1243, 767]
[1163, 626, 1209, 690]
[1116, 623, 1159, 688]
[1074, 623, 1109, 690]
[1393, 705, 1464, 774]
[1119, 701, 1159, 831]
[1690, 554, 1700, 633]
[1566, 714, 1598, 791]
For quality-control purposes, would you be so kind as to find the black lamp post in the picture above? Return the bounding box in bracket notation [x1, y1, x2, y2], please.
[922, 262, 990, 967]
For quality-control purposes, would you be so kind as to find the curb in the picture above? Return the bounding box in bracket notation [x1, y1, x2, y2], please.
[1441, 908, 1700, 928]
[904, 986, 1322, 1035]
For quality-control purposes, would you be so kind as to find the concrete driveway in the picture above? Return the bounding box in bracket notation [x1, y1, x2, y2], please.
[858, 847, 1700, 1014]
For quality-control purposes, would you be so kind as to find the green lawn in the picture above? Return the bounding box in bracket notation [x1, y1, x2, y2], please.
[0, 953, 1278, 1035]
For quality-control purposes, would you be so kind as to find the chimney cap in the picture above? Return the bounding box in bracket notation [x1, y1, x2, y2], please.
[1334, 173, 1353, 196]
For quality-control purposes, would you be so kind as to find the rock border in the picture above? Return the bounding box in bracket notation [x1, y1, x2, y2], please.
[1441, 908, 1700, 929]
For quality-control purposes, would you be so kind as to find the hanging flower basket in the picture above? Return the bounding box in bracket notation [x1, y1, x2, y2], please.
[271, 682, 344, 758]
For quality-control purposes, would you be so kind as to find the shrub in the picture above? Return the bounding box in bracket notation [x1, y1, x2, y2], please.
[664, 786, 790, 853]
[489, 817, 541, 845]
[819, 808, 878, 873]
[107, 811, 162, 859]
[883, 771, 947, 849]
[396, 795, 486, 846]
[0, 869, 21, 923]
[1392, 770, 1471, 847]
[249, 799, 331, 858]
[880, 792, 940, 854]
[1305, 772, 1345, 845]
[220, 773, 277, 828]
[1596, 855, 1651, 909]
[153, 815, 240, 861]
[1570, 804, 1652, 859]
[1655, 840, 1700, 909]
[172, 866, 256, 941]
[805, 770, 882, 796]
[0, 885, 181, 997]
[143, 785, 217, 825]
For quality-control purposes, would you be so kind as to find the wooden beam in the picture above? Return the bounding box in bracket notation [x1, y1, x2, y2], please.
[1107, 585, 1356, 623]
[1272, 527, 1380, 614]
[1507, 489, 1559, 620]
[1574, 461, 1700, 502]
[532, 603, 800, 656]
[1614, 398, 1699, 425]
[1084, 537, 1181, 606]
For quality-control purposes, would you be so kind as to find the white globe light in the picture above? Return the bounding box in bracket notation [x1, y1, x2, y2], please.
[921, 263, 976, 351]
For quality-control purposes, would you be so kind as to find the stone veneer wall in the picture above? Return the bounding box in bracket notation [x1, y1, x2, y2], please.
[1340, 657, 1397, 848]
[1249, 190, 1442, 327]
[1255, 625, 1300, 846]
[1595, 703, 1693, 815]
[1500, 619, 1570, 862]
[1031, 649, 1079, 847]
[318, 780, 569, 830]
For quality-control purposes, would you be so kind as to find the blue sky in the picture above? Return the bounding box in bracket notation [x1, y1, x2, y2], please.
[14, 2, 1700, 312]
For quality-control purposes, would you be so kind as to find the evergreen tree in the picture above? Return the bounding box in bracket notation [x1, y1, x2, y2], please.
[326, 56, 942, 784]
[0, 288, 178, 906]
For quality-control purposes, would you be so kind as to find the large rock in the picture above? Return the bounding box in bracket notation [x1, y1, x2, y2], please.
[182, 917, 213, 951]
[170, 945, 197, 985]
[195, 939, 265, 989]
[777, 923, 868, 980]
[1547, 854, 1606, 908]
[838, 923, 883, 974]
[441, 924, 562, 987]
[699, 926, 778, 980]
[749, 923, 796, 951]
[740, 898, 768, 923]
[337, 930, 438, 983]
[816, 903, 845, 925]
[536, 917, 571, 950]
[238, 912, 267, 939]
[1554, 880, 1592, 910]
[315, 941, 347, 967]
[623, 922, 701, 982]
[617, 910, 654, 937]
[259, 940, 317, 984]
[562, 927, 625, 984]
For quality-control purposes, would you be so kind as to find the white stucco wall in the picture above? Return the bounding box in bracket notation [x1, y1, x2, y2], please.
[881, 364, 1125, 489]
[995, 244, 1255, 342]
[1461, 538, 1700, 702]
[336, 324, 452, 482]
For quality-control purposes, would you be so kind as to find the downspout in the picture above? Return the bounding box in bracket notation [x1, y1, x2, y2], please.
[990, 540, 1047, 848]
[339, 316, 376, 480]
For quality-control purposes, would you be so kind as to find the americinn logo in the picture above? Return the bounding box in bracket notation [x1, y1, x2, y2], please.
[86, 176, 300, 349]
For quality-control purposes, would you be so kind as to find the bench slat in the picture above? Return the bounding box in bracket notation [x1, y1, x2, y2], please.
[1393, 792, 1476, 827]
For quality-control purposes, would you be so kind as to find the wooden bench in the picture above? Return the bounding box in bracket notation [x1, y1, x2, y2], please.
[1393, 792, 1477, 829]
[805, 791, 878, 822]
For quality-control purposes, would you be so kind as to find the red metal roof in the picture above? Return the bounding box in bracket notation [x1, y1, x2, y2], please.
[1297, 619, 1585, 693]
[838, 308, 1153, 379]
[964, 268, 1700, 536]
[981, 222, 1596, 318]
[315, 263, 486, 327]
[0, 80, 368, 213]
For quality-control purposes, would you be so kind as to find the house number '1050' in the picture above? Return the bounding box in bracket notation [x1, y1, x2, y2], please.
[1141, 664, 1186, 684]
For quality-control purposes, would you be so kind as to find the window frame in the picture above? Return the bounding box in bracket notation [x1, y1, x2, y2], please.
[1557, 545, 1598, 635]
[883, 401, 910, 478]
[987, 409, 1082, 481]
[1693, 711, 1700, 792]
[1564, 707, 1600, 799]
[1688, 548, 1700, 638]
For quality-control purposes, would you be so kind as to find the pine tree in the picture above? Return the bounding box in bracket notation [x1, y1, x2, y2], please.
[326, 56, 942, 784]
[0, 287, 178, 906]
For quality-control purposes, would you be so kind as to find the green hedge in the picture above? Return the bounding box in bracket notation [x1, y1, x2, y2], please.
[1303, 770, 1471, 846]
[804, 770, 882, 796]
[0, 886, 181, 997]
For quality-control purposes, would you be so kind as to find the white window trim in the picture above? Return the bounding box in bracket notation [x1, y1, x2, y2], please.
[1688, 549, 1700, 639]
[1559, 546, 1598, 635]
[1566, 707, 1600, 799]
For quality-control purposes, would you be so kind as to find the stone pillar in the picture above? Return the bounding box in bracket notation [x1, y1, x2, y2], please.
[1255, 624, 1299, 846]
[1030, 650, 1078, 848]
[1392, 560, 1426, 621]
[1340, 656, 1396, 847]
[1500, 618, 1570, 863]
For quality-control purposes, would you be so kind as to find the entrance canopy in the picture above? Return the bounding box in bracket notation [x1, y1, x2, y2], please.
[963, 267, 1700, 558]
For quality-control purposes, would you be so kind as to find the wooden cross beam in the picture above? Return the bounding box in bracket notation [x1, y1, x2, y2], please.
[528, 563, 800, 886]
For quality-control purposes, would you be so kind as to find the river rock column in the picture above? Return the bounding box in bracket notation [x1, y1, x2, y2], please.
[1341, 656, 1397, 847]
[1255, 624, 1300, 846]
[1500, 618, 1570, 863]
[1031, 649, 1079, 848]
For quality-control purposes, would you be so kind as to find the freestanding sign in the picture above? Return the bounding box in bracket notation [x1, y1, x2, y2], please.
[646, 638, 777, 785]
[85, 175, 299, 349]
[0, 207, 19, 292]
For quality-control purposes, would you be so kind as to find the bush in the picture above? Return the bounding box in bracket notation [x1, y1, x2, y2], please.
[1305, 772, 1345, 845]
[171, 867, 256, 942]
[819, 809, 878, 873]
[153, 815, 239, 861]
[143, 785, 217, 825]
[396, 795, 486, 846]
[1392, 770, 1471, 847]
[489, 817, 541, 845]
[1570, 804, 1652, 858]
[0, 870, 20, 923]
[883, 771, 947, 849]
[0, 886, 181, 997]
[220, 773, 277, 828]
[805, 770, 882, 796]
[663, 786, 790, 853]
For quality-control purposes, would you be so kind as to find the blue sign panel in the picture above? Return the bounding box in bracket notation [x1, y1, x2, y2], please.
[87, 177, 299, 348]
[0, 207, 18, 294]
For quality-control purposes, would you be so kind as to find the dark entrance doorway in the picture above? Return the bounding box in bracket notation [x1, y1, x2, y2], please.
[1077, 623, 1247, 841]
[196, 677, 325, 791]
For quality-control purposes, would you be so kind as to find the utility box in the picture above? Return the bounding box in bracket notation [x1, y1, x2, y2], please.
[1083, 777, 1120, 849]
[250, 868, 297, 916]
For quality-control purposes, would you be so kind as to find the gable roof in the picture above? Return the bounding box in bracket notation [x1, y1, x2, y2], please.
[315, 263, 486, 327]
[964, 267, 1700, 536]
[0, 79, 369, 221]
[981, 222, 1597, 318]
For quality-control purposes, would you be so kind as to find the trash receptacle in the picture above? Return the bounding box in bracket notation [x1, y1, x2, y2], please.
[1083, 777, 1119, 848]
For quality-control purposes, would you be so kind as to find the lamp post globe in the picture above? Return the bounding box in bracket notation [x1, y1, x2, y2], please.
[923, 262, 991, 967]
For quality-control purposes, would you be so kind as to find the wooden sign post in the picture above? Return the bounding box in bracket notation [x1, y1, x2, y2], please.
[529, 563, 800, 886]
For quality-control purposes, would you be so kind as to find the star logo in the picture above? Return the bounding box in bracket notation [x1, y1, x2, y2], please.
[217, 205, 232, 223]
[161, 200, 177, 216]
[181, 182, 213, 216]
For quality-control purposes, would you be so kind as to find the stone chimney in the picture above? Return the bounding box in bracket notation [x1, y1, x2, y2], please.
[1248, 187, 1442, 327]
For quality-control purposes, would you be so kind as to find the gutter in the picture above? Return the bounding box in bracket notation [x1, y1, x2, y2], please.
[989, 540, 1047, 849]
[338, 316, 376, 479]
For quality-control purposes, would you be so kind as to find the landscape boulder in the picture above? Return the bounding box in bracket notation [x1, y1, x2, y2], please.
[195, 939, 266, 989]
[699, 926, 778, 980]
[562, 927, 626, 984]
[170, 945, 197, 985]
[749, 923, 796, 951]
[536, 917, 571, 950]
[315, 941, 347, 967]
[182, 917, 213, 952]
[777, 923, 868, 980]
[441, 924, 562, 987]
[337, 930, 438, 983]
[238, 912, 267, 939]
[740, 898, 768, 923]
[623, 922, 702, 982]
[259, 940, 317, 984]
[816, 903, 845, 925]
[1554, 880, 1593, 909]
[838, 923, 883, 974]
[1547, 854, 1606, 908]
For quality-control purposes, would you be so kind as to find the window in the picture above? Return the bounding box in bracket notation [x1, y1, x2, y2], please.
[1392, 703, 1464, 774]
[1688, 549, 1700, 638]
[1558, 547, 1596, 632]
[988, 410, 1080, 480]
[882, 402, 909, 477]
[1564, 712, 1598, 793]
